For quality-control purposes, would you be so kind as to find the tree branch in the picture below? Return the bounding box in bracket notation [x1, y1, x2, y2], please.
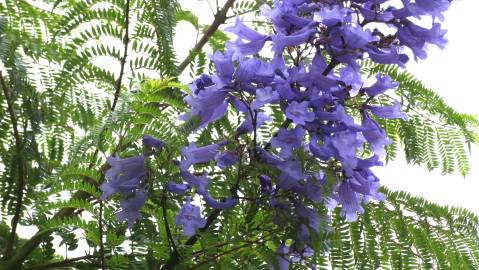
[23, 252, 146, 270]
[22, 254, 98, 270]
[1, 129, 127, 269]
[0, 71, 26, 261]
[2, 0, 157, 268]
[161, 192, 178, 255]
[98, 201, 105, 270]
[187, 243, 250, 270]
[111, 0, 131, 111]
[187, 234, 272, 270]
[0, 186, 104, 270]
[176, 0, 236, 75]
[92, 10, 132, 266]
[159, 209, 221, 270]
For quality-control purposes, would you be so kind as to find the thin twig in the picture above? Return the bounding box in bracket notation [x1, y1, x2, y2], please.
[0, 71, 26, 260]
[111, 0, 131, 111]
[205, 0, 215, 15]
[98, 201, 105, 270]
[176, 0, 236, 75]
[161, 192, 178, 255]
[160, 208, 221, 270]
[22, 254, 98, 270]
[187, 234, 273, 270]
[191, 232, 273, 258]
[101, 0, 131, 263]
[187, 244, 250, 270]
[161, 147, 244, 269]
[230, 145, 244, 196]
[23, 253, 145, 270]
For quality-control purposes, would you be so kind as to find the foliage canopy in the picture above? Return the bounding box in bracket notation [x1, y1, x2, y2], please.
[0, 0, 477, 269]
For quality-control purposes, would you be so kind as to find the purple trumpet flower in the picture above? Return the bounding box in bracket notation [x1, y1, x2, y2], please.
[167, 182, 189, 195]
[366, 100, 408, 120]
[100, 155, 146, 200]
[285, 101, 315, 126]
[269, 126, 304, 158]
[175, 197, 206, 236]
[364, 74, 399, 97]
[180, 141, 225, 170]
[142, 135, 165, 149]
[117, 189, 148, 228]
[215, 151, 239, 169]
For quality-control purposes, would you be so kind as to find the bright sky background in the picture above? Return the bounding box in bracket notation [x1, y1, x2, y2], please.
[176, 0, 479, 213]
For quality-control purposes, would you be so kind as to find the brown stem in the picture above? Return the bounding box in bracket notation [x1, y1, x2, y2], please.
[176, 0, 236, 75]
[159, 209, 221, 270]
[191, 232, 272, 258]
[187, 234, 272, 270]
[98, 201, 105, 270]
[111, 0, 131, 111]
[0, 184, 104, 270]
[322, 59, 339, 77]
[161, 192, 178, 255]
[22, 255, 97, 270]
[100, 1, 131, 263]
[23, 253, 146, 270]
[186, 244, 250, 270]
[0, 71, 26, 261]
[160, 140, 245, 269]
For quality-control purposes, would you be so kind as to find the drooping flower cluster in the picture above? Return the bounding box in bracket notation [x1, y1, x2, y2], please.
[100, 155, 147, 228]
[172, 0, 450, 267]
[175, 197, 206, 236]
[275, 242, 315, 270]
[100, 135, 164, 228]
[169, 141, 240, 235]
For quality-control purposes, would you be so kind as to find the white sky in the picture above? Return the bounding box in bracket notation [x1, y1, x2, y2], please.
[176, 0, 479, 213]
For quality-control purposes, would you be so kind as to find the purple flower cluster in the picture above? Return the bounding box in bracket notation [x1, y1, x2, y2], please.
[100, 155, 147, 228]
[172, 141, 239, 235]
[100, 135, 164, 228]
[274, 242, 315, 270]
[175, 197, 206, 236]
[174, 0, 450, 266]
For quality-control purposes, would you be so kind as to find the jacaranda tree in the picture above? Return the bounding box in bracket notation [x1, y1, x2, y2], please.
[0, 0, 478, 269]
